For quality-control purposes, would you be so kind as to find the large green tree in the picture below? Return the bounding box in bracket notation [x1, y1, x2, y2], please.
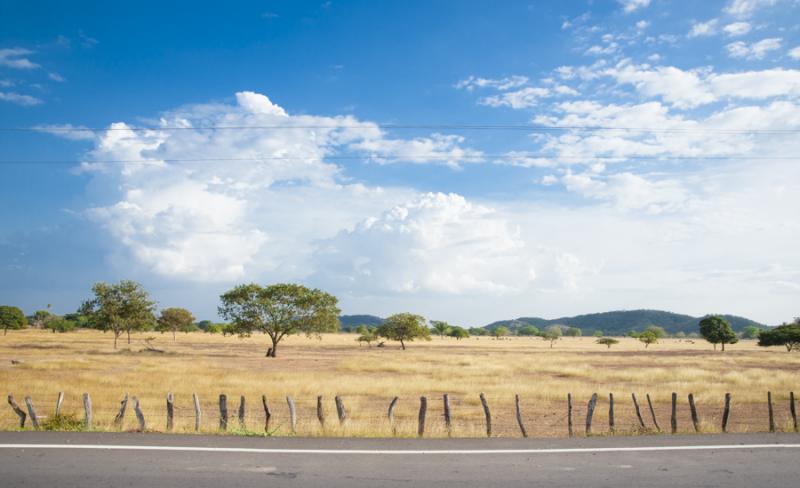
[699, 315, 738, 351]
[542, 325, 562, 348]
[218, 283, 340, 357]
[758, 320, 800, 352]
[0, 306, 27, 335]
[79, 281, 157, 349]
[157, 307, 196, 341]
[377, 313, 430, 350]
[430, 320, 453, 339]
[448, 326, 469, 340]
[492, 326, 510, 339]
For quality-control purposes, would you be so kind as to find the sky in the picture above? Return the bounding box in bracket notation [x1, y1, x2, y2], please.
[0, 0, 798, 326]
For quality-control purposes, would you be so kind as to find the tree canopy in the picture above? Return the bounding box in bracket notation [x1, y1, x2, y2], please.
[448, 326, 469, 340]
[542, 325, 562, 348]
[219, 283, 340, 357]
[639, 330, 658, 348]
[492, 326, 510, 339]
[377, 313, 430, 350]
[758, 321, 800, 352]
[565, 326, 582, 337]
[699, 315, 738, 351]
[79, 281, 157, 348]
[0, 306, 27, 335]
[430, 320, 453, 338]
[157, 307, 196, 341]
[596, 337, 619, 349]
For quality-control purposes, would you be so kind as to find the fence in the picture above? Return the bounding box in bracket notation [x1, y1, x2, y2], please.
[5, 390, 799, 438]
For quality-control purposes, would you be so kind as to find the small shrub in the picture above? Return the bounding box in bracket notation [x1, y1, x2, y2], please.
[42, 413, 84, 431]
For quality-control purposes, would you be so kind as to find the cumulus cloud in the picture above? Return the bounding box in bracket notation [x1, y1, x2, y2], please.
[0, 91, 42, 106]
[688, 19, 719, 38]
[723, 22, 752, 36]
[726, 38, 782, 59]
[0, 48, 39, 69]
[618, 0, 651, 13]
[724, 0, 778, 17]
[790, 46, 800, 60]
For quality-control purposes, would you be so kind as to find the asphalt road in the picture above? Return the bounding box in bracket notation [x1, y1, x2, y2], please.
[1, 432, 798, 487]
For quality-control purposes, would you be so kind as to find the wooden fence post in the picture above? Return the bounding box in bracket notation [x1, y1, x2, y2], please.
[608, 393, 615, 434]
[192, 393, 201, 431]
[585, 393, 598, 435]
[83, 393, 92, 429]
[7, 395, 26, 427]
[646, 394, 661, 432]
[479, 393, 492, 438]
[286, 396, 296, 434]
[317, 396, 325, 428]
[113, 393, 129, 428]
[790, 392, 798, 433]
[55, 391, 64, 417]
[567, 393, 573, 437]
[688, 393, 700, 432]
[388, 396, 399, 435]
[767, 391, 775, 433]
[418, 396, 427, 437]
[721, 393, 732, 433]
[631, 393, 645, 430]
[238, 395, 246, 429]
[443, 394, 452, 436]
[24, 396, 39, 430]
[219, 394, 228, 431]
[133, 396, 145, 431]
[166, 392, 174, 431]
[335, 396, 347, 425]
[671, 392, 677, 434]
[515, 394, 528, 438]
[262, 395, 271, 432]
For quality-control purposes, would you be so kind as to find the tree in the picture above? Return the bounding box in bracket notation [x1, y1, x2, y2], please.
[565, 327, 582, 337]
[639, 330, 658, 348]
[517, 325, 540, 337]
[377, 313, 430, 350]
[206, 324, 223, 334]
[492, 326, 510, 339]
[699, 315, 738, 351]
[644, 325, 667, 339]
[626, 330, 641, 338]
[468, 327, 489, 336]
[357, 328, 378, 347]
[219, 283, 340, 358]
[0, 306, 27, 335]
[197, 320, 214, 330]
[674, 331, 686, 339]
[448, 326, 469, 340]
[29, 309, 55, 329]
[79, 281, 157, 349]
[758, 321, 800, 352]
[431, 320, 453, 339]
[592, 329, 604, 337]
[46, 317, 77, 333]
[542, 325, 562, 348]
[157, 307, 196, 341]
[596, 337, 619, 349]
[742, 326, 761, 339]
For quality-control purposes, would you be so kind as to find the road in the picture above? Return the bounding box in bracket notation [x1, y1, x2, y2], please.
[1, 432, 798, 487]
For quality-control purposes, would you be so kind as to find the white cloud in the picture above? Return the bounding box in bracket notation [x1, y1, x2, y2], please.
[34, 124, 95, 141]
[562, 170, 691, 214]
[726, 38, 782, 59]
[688, 19, 719, 38]
[788, 46, 800, 60]
[585, 42, 619, 56]
[724, 0, 778, 17]
[454, 75, 529, 91]
[636, 20, 650, 30]
[0, 48, 39, 69]
[0, 91, 42, 106]
[723, 22, 752, 36]
[480, 87, 553, 109]
[48, 72, 66, 82]
[618, 0, 651, 13]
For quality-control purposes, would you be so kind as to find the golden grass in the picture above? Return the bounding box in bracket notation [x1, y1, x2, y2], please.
[1, 329, 798, 438]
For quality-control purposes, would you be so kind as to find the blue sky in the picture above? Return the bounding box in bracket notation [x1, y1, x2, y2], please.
[1, 0, 799, 325]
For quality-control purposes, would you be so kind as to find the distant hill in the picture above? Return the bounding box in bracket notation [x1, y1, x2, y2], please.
[483, 310, 767, 336]
[338, 314, 384, 331]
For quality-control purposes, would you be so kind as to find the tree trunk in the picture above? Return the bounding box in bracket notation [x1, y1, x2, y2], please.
[173, 330, 176, 342]
[268, 337, 278, 357]
[114, 332, 118, 349]
[400, 339, 405, 350]
[127, 329, 131, 344]
[713, 343, 717, 351]
[721, 342, 726, 352]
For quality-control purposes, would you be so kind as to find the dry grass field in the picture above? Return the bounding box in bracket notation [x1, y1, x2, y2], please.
[2, 329, 798, 438]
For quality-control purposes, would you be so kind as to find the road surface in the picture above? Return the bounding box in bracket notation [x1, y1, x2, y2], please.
[1, 431, 798, 487]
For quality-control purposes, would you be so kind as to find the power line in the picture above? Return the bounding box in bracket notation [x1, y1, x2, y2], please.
[4, 124, 800, 134]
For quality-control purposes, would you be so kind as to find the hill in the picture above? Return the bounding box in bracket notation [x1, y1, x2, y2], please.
[483, 310, 767, 336]
[338, 314, 384, 332]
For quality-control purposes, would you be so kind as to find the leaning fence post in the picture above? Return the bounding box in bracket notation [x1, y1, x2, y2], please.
[670, 392, 677, 434]
[646, 394, 661, 432]
[608, 393, 615, 434]
[631, 393, 646, 430]
[515, 394, 528, 438]
[262, 395, 271, 432]
[133, 396, 145, 431]
[790, 392, 798, 433]
[721, 393, 732, 433]
[335, 396, 347, 425]
[418, 396, 427, 437]
[238, 395, 246, 429]
[443, 394, 452, 436]
[567, 393, 573, 437]
[83, 393, 92, 429]
[166, 392, 174, 431]
[317, 396, 325, 428]
[688, 393, 700, 432]
[219, 394, 228, 431]
[55, 391, 64, 417]
[585, 393, 598, 435]
[286, 396, 297, 434]
[479, 393, 492, 437]
[24, 396, 39, 430]
[388, 396, 399, 435]
[7, 395, 26, 427]
[767, 391, 775, 433]
[192, 393, 201, 431]
[113, 393, 128, 428]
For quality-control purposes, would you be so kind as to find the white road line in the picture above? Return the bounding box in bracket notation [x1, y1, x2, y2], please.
[0, 443, 798, 455]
